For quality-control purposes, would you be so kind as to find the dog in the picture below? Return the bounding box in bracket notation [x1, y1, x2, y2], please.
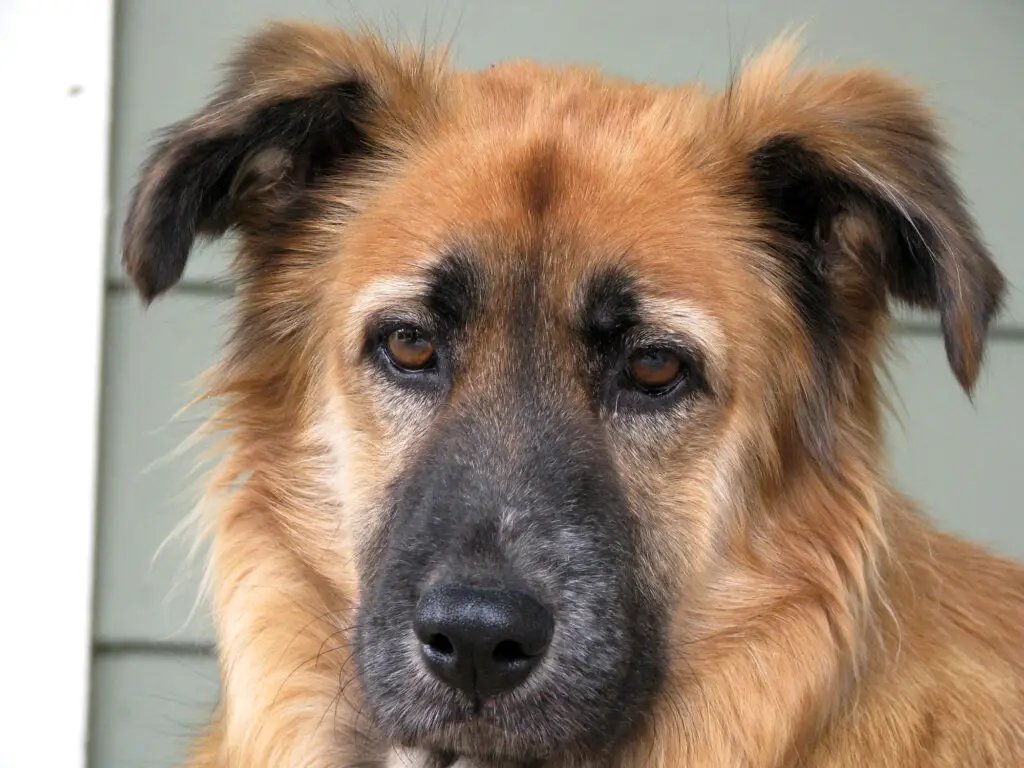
[121, 21, 1022, 767]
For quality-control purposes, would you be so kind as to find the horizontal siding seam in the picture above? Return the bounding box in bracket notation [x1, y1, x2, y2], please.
[93, 640, 216, 657]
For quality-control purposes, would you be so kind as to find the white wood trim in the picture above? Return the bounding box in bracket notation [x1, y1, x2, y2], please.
[0, 1, 113, 766]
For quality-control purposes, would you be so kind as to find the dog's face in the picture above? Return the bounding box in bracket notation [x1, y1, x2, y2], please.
[334, 144, 746, 761]
[122, 24, 1004, 767]
[329, 89, 777, 761]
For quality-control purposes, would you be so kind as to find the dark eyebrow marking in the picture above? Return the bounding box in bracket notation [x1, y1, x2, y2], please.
[580, 267, 642, 351]
[423, 250, 483, 332]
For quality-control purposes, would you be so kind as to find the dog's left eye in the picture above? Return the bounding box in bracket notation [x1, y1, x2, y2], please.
[624, 347, 689, 396]
[383, 327, 437, 372]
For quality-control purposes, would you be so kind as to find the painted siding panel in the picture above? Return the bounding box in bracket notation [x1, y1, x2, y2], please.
[93, 291, 228, 644]
[885, 333, 1024, 559]
[87, 653, 219, 768]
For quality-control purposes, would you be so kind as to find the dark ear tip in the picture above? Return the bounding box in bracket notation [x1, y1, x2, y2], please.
[953, 366, 978, 398]
[133, 280, 159, 307]
[952, 258, 1006, 396]
[122, 244, 186, 305]
[134, 289, 156, 309]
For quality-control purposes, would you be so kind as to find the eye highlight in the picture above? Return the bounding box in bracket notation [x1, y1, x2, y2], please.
[383, 326, 437, 372]
[624, 347, 689, 396]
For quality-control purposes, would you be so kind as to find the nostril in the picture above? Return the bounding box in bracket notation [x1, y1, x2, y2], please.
[492, 639, 530, 665]
[426, 633, 454, 657]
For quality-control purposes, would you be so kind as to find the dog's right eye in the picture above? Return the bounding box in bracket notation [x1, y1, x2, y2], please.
[626, 348, 685, 393]
[383, 326, 437, 372]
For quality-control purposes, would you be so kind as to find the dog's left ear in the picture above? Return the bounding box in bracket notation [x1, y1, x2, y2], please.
[732, 42, 1006, 399]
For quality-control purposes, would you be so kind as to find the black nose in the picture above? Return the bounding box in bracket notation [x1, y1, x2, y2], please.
[414, 584, 554, 698]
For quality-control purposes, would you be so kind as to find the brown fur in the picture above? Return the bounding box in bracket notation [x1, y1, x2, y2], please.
[122, 22, 1022, 767]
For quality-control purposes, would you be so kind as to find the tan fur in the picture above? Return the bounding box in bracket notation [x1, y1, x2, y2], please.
[122, 22, 1022, 767]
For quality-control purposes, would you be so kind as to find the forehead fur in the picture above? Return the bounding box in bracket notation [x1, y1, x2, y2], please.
[313, 38, 812, 402]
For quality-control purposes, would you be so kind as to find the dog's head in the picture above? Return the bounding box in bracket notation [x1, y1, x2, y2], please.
[123, 23, 1004, 766]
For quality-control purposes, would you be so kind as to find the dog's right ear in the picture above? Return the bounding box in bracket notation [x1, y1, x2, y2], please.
[122, 22, 445, 302]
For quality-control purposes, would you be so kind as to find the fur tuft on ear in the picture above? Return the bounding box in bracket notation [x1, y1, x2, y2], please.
[121, 22, 446, 302]
[727, 37, 1006, 401]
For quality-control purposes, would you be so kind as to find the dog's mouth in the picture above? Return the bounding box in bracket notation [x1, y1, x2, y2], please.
[425, 752, 536, 768]
[399, 747, 543, 768]
[391, 712, 554, 767]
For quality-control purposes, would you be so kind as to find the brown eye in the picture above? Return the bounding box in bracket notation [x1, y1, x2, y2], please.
[385, 327, 436, 371]
[626, 348, 685, 393]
